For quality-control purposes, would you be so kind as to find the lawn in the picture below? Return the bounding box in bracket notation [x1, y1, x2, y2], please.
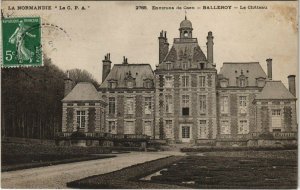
[2, 142, 114, 171]
[67, 150, 298, 189]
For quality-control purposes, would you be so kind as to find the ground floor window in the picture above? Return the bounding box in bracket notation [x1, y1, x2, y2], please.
[198, 120, 208, 139]
[165, 120, 173, 139]
[124, 121, 135, 134]
[108, 121, 116, 134]
[76, 110, 86, 129]
[238, 120, 249, 134]
[271, 109, 282, 132]
[143, 121, 152, 136]
[220, 120, 230, 134]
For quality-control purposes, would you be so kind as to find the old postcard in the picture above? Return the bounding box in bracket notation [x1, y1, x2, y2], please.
[1, 0, 298, 189]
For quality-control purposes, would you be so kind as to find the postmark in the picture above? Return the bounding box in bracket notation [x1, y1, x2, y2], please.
[2, 17, 42, 67]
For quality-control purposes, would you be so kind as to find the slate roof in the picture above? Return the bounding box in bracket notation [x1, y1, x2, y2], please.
[255, 81, 296, 100]
[219, 62, 267, 86]
[164, 43, 206, 63]
[62, 82, 101, 102]
[100, 64, 154, 88]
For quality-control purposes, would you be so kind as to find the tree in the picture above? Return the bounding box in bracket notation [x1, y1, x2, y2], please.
[68, 69, 99, 87]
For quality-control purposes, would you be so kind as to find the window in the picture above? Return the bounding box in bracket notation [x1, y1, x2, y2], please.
[143, 121, 152, 136]
[76, 111, 86, 129]
[127, 81, 133, 88]
[183, 31, 189, 37]
[182, 76, 189, 87]
[165, 120, 173, 139]
[199, 120, 208, 138]
[144, 97, 152, 115]
[240, 79, 245, 87]
[165, 95, 173, 113]
[220, 120, 230, 134]
[108, 121, 116, 134]
[239, 96, 247, 113]
[144, 81, 152, 88]
[238, 120, 249, 134]
[125, 97, 134, 114]
[108, 97, 116, 114]
[109, 82, 117, 89]
[199, 76, 206, 87]
[165, 76, 172, 88]
[166, 63, 171, 70]
[220, 96, 229, 114]
[199, 95, 206, 113]
[271, 109, 282, 132]
[182, 62, 188, 70]
[124, 121, 135, 134]
[182, 95, 190, 116]
[272, 109, 281, 116]
[200, 63, 205, 69]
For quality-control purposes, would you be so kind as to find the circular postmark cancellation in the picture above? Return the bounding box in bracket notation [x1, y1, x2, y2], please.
[1, 16, 71, 68]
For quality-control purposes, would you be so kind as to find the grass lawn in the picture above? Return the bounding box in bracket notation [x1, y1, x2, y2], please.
[2, 142, 114, 172]
[67, 150, 297, 189]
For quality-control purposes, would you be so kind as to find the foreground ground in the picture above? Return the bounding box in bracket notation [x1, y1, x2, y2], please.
[1, 151, 182, 188]
[68, 150, 297, 189]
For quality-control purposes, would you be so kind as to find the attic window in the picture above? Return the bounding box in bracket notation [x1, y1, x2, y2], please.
[166, 63, 171, 70]
[200, 63, 205, 69]
[127, 81, 134, 88]
[109, 81, 117, 89]
[144, 80, 153, 88]
[240, 79, 246, 87]
[182, 62, 188, 70]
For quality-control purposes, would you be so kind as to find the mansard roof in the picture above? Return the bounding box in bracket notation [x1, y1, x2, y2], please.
[164, 41, 206, 63]
[255, 81, 296, 100]
[100, 63, 154, 88]
[62, 82, 102, 102]
[219, 62, 267, 86]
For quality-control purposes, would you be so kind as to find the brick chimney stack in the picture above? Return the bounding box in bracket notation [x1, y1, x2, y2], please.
[122, 56, 128, 64]
[158, 30, 169, 64]
[102, 53, 112, 82]
[266, 58, 272, 80]
[206, 31, 214, 66]
[64, 70, 74, 96]
[288, 75, 296, 97]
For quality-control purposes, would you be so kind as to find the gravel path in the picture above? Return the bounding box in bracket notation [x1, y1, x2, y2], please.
[1, 151, 183, 188]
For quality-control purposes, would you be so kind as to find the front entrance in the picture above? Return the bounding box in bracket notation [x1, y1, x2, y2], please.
[181, 125, 191, 143]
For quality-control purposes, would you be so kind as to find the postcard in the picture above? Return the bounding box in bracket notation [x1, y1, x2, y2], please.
[1, 0, 298, 189]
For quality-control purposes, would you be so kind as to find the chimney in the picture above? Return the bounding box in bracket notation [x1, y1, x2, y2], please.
[288, 75, 296, 97]
[206, 31, 214, 66]
[102, 53, 112, 82]
[158, 30, 169, 64]
[122, 56, 128, 64]
[266, 58, 272, 80]
[64, 70, 74, 96]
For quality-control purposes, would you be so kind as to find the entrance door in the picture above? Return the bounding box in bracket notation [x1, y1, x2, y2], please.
[181, 126, 191, 142]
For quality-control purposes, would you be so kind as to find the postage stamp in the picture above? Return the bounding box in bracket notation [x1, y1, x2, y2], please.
[2, 17, 42, 67]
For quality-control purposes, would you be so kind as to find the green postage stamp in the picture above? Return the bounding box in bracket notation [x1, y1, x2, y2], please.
[2, 17, 42, 67]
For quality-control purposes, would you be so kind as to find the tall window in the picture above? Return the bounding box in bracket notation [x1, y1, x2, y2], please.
[271, 109, 282, 132]
[76, 111, 86, 129]
[199, 76, 206, 87]
[240, 79, 246, 87]
[199, 95, 206, 113]
[108, 97, 116, 114]
[238, 120, 249, 134]
[143, 121, 152, 136]
[182, 95, 190, 116]
[199, 120, 208, 138]
[220, 120, 230, 134]
[182, 62, 188, 70]
[108, 121, 116, 134]
[182, 76, 189, 87]
[125, 97, 134, 114]
[165, 95, 173, 113]
[144, 97, 152, 115]
[239, 96, 247, 113]
[220, 96, 229, 114]
[165, 120, 173, 139]
[165, 76, 172, 88]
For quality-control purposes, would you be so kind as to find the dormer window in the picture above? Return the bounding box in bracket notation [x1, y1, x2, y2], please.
[240, 79, 246, 87]
[143, 79, 153, 88]
[127, 81, 133, 88]
[199, 62, 205, 69]
[256, 77, 266, 87]
[236, 75, 248, 87]
[219, 78, 229, 88]
[108, 79, 118, 89]
[166, 63, 172, 70]
[182, 62, 188, 70]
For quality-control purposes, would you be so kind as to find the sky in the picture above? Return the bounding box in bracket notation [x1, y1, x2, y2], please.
[2, 1, 298, 88]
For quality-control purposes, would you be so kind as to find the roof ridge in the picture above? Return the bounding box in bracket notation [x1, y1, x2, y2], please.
[223, 62, 259, 64]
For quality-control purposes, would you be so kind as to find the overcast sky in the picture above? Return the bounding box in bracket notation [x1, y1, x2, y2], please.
[3, 1, 298, 88]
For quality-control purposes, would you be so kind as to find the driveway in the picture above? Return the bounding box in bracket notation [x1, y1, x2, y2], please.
[1, 151, 184, 188]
